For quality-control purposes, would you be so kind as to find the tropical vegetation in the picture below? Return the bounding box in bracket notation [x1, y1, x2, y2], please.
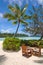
[24, 5, 43, 40]
[3, 37, 43, 51]
[3, 4, 43, 52]
[0, 33, 28, 37]
[3, 4, 31, 37]
[3, 37, 20, 51]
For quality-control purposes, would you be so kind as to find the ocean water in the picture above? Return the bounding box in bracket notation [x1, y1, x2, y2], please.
[0, 38, 5, 41]
[0, 37, 42, 41]
[17, 37, 41, 40]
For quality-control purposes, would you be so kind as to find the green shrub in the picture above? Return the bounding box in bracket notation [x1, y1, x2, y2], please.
[21, 40, 43, 48]
[20, 40, 28, 46]
[32, 41, 38, 47]
[39, 40, 43, 48]
[3, 37, 20, 51]
[28, 41, 32, 46]
[3, 37, 43, 50]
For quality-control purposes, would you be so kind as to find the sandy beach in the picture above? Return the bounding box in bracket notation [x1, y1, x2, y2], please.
[0, 41, 43, 65]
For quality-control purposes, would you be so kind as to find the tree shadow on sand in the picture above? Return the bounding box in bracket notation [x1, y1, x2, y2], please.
[0, 55, 7, 65]
[34, 60, 43, 64]
[33, 55, 43, 64]
[40, 55, 43, 57]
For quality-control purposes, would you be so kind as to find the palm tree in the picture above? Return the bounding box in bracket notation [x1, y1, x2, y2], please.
[24, 5, 43, 40]
[3, 4, 31, 37]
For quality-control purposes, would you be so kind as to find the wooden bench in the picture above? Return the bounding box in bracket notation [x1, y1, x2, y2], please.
[22, 45, 32, 57]
[32, 47, 41, 57]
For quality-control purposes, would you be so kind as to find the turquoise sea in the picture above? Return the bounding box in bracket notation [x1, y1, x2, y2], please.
[0, 37, 42, 41]
[0, 38, 5, 41]
[17, 37, 41, 40]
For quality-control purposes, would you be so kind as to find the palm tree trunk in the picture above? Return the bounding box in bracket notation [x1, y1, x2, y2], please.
[14, 21, 20, 37]
[39, 35, 43, 41]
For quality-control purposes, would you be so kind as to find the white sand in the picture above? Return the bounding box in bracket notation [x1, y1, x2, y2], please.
[0, 41, 43, 65]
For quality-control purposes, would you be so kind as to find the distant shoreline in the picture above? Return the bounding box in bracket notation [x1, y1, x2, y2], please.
[0, 37, 43, 40]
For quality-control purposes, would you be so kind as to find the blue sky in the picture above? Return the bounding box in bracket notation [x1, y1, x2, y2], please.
[0, 0, 43, 34]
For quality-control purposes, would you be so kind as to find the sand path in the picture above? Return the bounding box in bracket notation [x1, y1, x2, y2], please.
[0, 41, 43, 65]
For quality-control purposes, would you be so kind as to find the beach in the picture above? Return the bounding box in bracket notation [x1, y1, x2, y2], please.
[0, 41, 43, 65]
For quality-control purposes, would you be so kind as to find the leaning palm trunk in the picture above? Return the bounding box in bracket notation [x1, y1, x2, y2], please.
[14, 21, 20, 37]
[39, 35, 43, 41]
[3, 4, 31, 38]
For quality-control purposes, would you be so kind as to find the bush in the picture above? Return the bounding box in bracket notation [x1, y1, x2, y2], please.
[28, 41, 33, 47]
[3, 37, 20, 51]
[3, 37, 43, 50]
[32, 41, 38, 47]
[39, 40, 43, 48]
[20, 40, 28, 46]
[20, 40, 43, 48]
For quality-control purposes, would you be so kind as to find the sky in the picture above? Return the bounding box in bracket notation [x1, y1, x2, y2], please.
[0, 0, 43, 34]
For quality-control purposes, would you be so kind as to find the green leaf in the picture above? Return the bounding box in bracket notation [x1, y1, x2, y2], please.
[12, 21, 17, 25]
[8, 5, 16, 13]
[15, 4, 20, 10]
[3, 13, 16, 21]
[23, 15, 32, 20]
[20, 19, 28, 25]
[21, 4, 28, 16]
[32, 5, 36, 12]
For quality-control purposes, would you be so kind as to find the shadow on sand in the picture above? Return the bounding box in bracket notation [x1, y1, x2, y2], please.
[0, 55, 7, 65]
[34, 60, 43, 64]
[34, 55, 43, 64]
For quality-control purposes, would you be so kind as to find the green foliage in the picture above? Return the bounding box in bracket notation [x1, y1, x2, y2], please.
[27, 40, 38, 47]
[39, 40, 43, 48]
[25, 5, 43, 40]
[21, 40, 43, 48]
[3, 37, 43, 52]
[20, 40, 28, 46]
[0, 33, 28, 38]
[3, 4, 32, 36]
[3, 37, 20, 51]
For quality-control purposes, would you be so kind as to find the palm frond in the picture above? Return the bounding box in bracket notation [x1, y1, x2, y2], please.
[21, 4, 28, 16]
[8, 5, 16, 13]
[32, 5, 36, 12]
[14, 4, 21, 18]
[12, 21, 17, 25]
[15, 4, 20, 10]
[23, 15, 32, 20]
[20, 19, 28, 26]
[3, 13, 16, 21]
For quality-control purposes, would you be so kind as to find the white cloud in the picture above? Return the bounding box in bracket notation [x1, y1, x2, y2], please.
[37, 0, 43, 5]
[38, 0, 43, 3]
[1, 29, 10, 33]
[0, 13, 3, 18]
[18, 0, 22, 6]
[3, 0, 43, 7]
[26, 0, 29, 4]
[29, 0, 43, 6]
[9, 0, 23, 6]
[3, 0, 24, 6]
[1, 28, 13, 33]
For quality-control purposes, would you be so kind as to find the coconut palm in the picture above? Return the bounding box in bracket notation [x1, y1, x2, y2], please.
[24, 5, 43, 40]
[3, 4, 31, 37]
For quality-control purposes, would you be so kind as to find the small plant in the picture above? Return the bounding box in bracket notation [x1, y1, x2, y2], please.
[32, 41, 38, 47]
[20, 40, 28, 46]
[3, 37, 20, 51]
[21, 40, 43, 47]
[39, 40, 43, 48]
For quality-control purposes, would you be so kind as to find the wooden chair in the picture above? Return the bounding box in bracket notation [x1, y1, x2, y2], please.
[22, 45, 32, 57]
[32, 47, 41, 57]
